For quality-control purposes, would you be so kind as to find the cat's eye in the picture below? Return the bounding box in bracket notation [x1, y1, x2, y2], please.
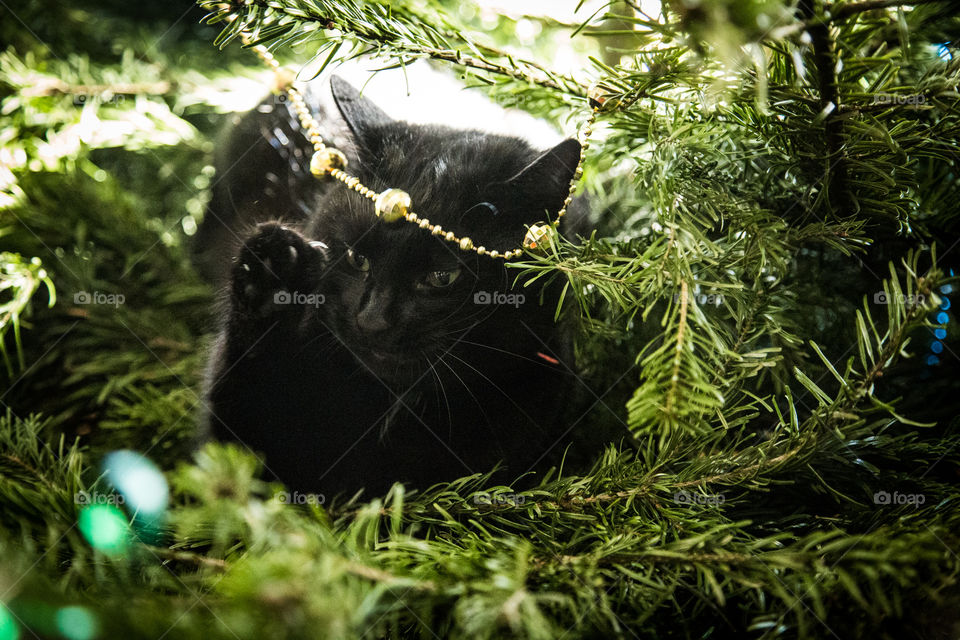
[425, 267, 461, 288]
[346, 248, 370, 272]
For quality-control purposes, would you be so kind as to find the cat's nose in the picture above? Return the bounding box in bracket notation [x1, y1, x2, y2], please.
[356, 294, 392, 336]
[357, 308, 390, 336]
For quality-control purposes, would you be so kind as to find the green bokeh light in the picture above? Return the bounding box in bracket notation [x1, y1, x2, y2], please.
[0, 605, 19, 640]
[55, 606, 99, 640]
[78, 505, 129, 555]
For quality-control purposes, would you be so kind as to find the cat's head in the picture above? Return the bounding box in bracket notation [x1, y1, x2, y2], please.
[309, 77, 579, 384]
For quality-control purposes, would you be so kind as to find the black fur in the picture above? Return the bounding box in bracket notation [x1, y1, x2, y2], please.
[195, 77, 604, 498]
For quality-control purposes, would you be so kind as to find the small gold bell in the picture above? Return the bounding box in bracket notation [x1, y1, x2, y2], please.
[587, 85, 619, 111]
[310, 148, 347, 177]
[375, 188, 411, 223]
[523, 224, 552, 250]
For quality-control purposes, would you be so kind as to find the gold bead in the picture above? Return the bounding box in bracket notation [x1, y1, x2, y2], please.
[431, 225, 443, 236]
[405, 213, 418, 222]
[444, 231, 456, 242]
[523, 224, 551, 250]
[418, 219, 430, 228]
[476, 246, 486, 255]
[375, 188, 410, 223]
[459, 237, 474, 251]
[489, 250, 500, 258]
[310, 148, 348, 177]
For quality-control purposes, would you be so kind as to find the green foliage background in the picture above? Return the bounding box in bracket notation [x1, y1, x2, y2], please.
[0, 0, 959, 638]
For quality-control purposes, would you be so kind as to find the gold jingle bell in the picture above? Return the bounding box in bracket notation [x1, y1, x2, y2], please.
[310, 148, 348, 177]
[375, 188, 411, 223]
[523, 224, 552, 251]
[587, 84, 619, 112]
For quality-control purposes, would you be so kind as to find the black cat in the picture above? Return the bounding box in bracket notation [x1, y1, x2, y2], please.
[195, 76, 604, 498]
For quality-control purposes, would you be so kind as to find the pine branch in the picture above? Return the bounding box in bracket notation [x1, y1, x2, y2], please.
[826, 0, 950, 21]
[799, 0, 852, 215]
[0, 253, 55, 377]
[203, 0, 587, 97]
[20, 79, 173, 98]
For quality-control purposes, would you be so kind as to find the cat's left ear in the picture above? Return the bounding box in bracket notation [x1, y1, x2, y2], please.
[330, 76, 394, 150]
[505, 138, 581, 217]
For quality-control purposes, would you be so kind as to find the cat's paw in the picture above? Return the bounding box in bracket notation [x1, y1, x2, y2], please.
[231, 223, 325, 319]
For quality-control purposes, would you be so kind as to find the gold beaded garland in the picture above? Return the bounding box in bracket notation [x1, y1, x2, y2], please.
[310, 148, 348, 176]
[374, 188, 411, 222]
[235, 21, 595, 260]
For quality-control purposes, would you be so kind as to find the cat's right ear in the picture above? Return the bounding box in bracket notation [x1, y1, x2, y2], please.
[330, 76, 394, 150]
[502, 138, 582, 218]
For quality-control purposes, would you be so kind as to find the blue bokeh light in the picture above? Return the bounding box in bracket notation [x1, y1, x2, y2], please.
[103, 451, 169, 518]
[55, 607, 99, 640]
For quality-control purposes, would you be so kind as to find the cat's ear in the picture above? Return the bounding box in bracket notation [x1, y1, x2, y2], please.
[330, 76, 394, 147]
[505, 138, 581, 217]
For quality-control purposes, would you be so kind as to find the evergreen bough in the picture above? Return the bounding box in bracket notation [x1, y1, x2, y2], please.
[0, 0, 958, 637]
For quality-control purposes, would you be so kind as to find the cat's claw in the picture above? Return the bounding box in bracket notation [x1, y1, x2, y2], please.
[232, 223, 323, 319]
